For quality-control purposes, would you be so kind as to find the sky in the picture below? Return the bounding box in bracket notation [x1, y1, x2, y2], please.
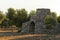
[0, 0, 60, 16]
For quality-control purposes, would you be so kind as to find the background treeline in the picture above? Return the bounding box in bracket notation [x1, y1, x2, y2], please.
[0, 8, 36, 28]
[0, 8, 60, 29]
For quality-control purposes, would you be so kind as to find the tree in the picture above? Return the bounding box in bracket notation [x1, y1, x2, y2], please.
[45, 15, 57, 29]
[51, 12, 57, 25]
[2, 19, 9, 28]
[51, 12, 57, 20]
[57, 16, 60, 23]
[20, 9, 28, 22]
[0, 11, 5, 24]
[16, 9, 28, 27]
[28, 10, 36, 20]
[0, 11, 6, 28]
[6, 8, 16, 25]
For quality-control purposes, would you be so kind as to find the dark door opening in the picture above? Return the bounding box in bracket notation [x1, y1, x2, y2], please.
[29, 21, 35, 34]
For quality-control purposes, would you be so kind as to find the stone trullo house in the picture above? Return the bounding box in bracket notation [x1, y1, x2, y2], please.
[21, 8, 60, 34]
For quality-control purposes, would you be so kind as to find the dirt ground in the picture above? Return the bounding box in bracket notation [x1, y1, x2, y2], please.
[0, 34, 46, 40]
[0, 34, 60, 40]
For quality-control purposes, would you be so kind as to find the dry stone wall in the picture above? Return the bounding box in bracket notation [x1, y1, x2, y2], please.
[21, 8, 60, 34]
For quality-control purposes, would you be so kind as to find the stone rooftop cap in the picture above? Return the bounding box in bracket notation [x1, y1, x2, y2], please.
[36, 8, 50, 12]
[37, 8, 50, 10]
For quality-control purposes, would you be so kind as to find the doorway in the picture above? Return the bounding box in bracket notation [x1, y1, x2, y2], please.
[29, 21, 35, 34]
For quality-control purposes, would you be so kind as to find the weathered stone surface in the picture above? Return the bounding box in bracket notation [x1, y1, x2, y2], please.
[55, 23, 60, 34]
[21, 21, 30, 34]
[21, 8, 51, 34]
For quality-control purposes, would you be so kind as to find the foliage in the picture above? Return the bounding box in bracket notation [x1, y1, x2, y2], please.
[28, 10, 36, 20]
[16, 9, 28, 27]
[51, 12, 57, 20]
[51, 12, 57, 25]
[45, 15, 57, 29]
[29, 10, 36, 16]
[0, 11, 5, 24]
[51, 12, 57, 17]
[6, 8, 16, 20]
[6, 8, 16, 25]
[57, 16, 60, 23]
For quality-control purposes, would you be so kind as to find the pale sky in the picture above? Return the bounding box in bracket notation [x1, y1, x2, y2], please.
[0, 0, 60, 16]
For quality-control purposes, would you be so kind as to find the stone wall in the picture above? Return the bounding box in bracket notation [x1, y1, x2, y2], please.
[21, 8, 60, 34]
[55, 23, 60, 34]
[21, 21, 30, 34]
[34, 9, 51, 34]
